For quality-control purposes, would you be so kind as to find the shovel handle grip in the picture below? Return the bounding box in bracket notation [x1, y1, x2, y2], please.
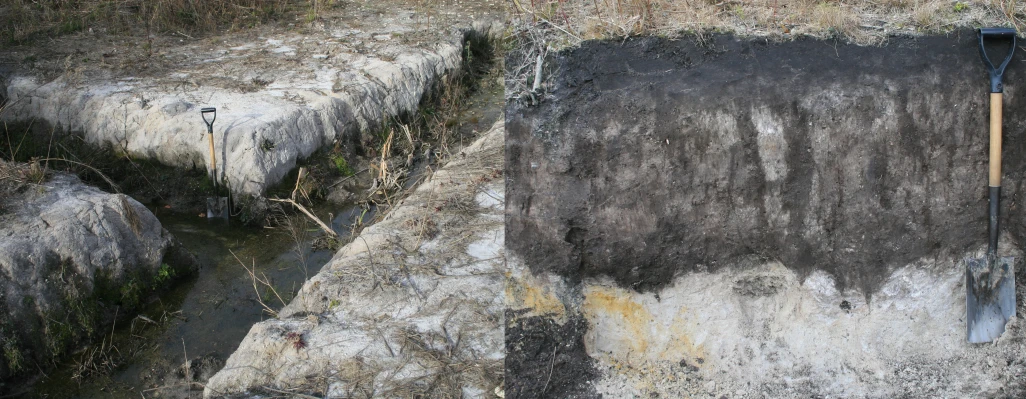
[207, 131, 217, 186]
[990, 93, 1003, 187]
[978, 28, 1017, 93]
[201, 107, 216, 133]
[989, 93, 1003, 254]
[980, 27, 1017, 38]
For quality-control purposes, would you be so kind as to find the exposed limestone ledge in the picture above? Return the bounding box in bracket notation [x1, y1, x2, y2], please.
[205, 120, 503, 397]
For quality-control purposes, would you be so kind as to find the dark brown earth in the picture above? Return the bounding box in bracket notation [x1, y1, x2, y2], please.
[504, 311, 598, 399]
[507, 30, 1026, 297]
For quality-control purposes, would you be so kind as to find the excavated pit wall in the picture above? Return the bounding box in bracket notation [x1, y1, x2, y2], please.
[506, 32, 1026, 398]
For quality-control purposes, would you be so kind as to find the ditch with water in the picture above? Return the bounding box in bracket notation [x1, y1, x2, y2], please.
[11, 54, 502, 398]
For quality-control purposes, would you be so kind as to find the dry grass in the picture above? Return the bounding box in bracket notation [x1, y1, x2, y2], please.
[0, 157, 50, 219]
[505, 0, 1026, 103]
[508, 0, 1026, 46]
[0, 0, 338, 45]
[70, 311, 122, 383]
[0, 159, 44, 191]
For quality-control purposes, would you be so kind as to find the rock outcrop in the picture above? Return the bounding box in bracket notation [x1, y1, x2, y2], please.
[1, 15, 501, 197]
[0, 161, 194, 384]
[205, 121, 504, 397]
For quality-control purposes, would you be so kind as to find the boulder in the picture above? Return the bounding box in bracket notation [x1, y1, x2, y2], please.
[0, 160, 194, 384]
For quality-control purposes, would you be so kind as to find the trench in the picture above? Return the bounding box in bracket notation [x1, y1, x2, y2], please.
[0, 35, 502, 397]
[33, 208, 342, 397]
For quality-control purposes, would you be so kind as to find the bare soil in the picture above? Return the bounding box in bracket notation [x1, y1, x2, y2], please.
[505, 312, 598, 399]
[506, 30, 1026, 295]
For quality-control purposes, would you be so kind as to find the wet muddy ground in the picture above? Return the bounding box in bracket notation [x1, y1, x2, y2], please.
[31, 207, 343, 398]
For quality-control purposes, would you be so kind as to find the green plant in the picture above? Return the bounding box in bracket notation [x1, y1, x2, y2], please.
[331, 153, 354, 176]
[2, 343, 22, 372]
[356, 207, 369, 227]
[261, 138, 276, 152]
[154, 263, 175, 284]
[119, 279, 140, 308]
[0, 328, 23, 373]
[261, 284, 279, 306]
[954, 2, 968, 12]
[42, 312, 73, 357]
[63, 282, 97, 338]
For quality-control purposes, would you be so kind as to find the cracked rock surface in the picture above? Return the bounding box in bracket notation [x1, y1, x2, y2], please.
[206, 120, 504, 398]
[1, 1, 502, 197]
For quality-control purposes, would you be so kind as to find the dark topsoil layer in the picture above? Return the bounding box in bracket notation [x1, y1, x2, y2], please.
[505, 311, 599, 399]
[507, 30, 1026, 296]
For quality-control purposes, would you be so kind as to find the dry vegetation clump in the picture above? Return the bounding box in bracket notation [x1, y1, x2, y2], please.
[0, 0, 339, 45]
[508, 0, 1026, 46]
[0, 158, 48, 216]
[0, 159, 45, 194]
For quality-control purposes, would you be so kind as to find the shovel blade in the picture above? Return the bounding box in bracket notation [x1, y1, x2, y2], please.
[966, 256, 1016, 343]
[206, 197, 229, 220]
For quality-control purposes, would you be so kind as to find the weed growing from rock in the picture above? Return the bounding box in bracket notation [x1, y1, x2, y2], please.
[284, 331, 306, 351]
[153, 263, 176, 284]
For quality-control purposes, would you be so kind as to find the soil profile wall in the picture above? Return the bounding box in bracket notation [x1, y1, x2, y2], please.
[507, 30, 1026, 295]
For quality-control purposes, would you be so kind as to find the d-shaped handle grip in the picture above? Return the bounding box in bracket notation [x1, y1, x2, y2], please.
[980, 27, 1017, 38]
[978, 28, 1017, 93]
[201, 107, 216, 133]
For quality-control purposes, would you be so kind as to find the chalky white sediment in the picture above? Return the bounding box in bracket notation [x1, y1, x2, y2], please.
[578, 248, 1026, 398]
[204, 121, 504, 397]
[1, 20, 500, 196]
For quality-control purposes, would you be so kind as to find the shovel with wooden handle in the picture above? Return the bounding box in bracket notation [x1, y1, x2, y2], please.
[202, 107, 229, 221]
[967, 27, 1017, 343]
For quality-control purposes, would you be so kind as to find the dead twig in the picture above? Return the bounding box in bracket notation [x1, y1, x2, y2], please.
[291, 167, 309, 202]
[532, 49, 545, 92]
[230, 249, 286, 317]
[268, 197, 337, 238]
[327, 167, 370, 189]
[543, 346, 557, 393]
[182, 337, 190, 386]
[257, 385, 322, 399]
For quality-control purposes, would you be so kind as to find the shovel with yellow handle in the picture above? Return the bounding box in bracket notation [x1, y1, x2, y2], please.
[967, 28, 1017, 343]
[202, 107, 229, 221]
